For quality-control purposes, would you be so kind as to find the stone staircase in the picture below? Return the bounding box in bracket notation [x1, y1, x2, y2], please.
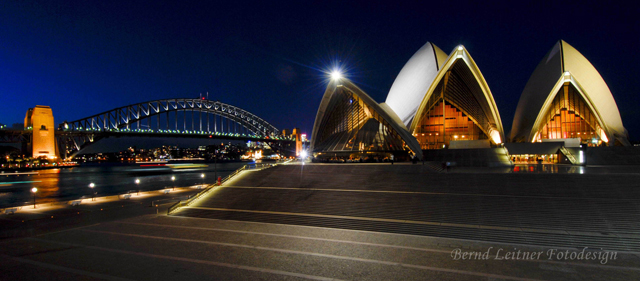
[586, 146, 640, 165]
[422, 147, 512, 167]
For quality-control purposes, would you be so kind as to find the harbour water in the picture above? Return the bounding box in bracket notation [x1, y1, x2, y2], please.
[0, 161, 253, 208]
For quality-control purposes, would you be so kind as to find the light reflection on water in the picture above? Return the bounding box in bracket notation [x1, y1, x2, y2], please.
[0, 161, 252, 207]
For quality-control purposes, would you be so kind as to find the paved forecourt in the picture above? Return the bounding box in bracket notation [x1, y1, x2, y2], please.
[0, 187, 198, 239]
[175, 164, 640, 252]
[2, 214, 639, 280]
[3, 163, 640, 280]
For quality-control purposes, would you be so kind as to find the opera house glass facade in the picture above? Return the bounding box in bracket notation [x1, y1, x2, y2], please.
[510, 40, 630, 147]
[402, 46, 504, 150]
[535, 84, 604, 143]
[310, 79, 423, 160]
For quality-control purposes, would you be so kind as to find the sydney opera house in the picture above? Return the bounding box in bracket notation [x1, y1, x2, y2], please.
[310, 40, 629, 163]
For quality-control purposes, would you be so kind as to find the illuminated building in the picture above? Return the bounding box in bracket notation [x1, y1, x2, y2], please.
[510, 40, 630, 146]
[389, 43, 504, 149]
[310, 78, 423, 160]
[292, 128, 303, 156]
[311, 40, 627, 163]
[311, 42, 504, 160]
[24, 105, 59, 159]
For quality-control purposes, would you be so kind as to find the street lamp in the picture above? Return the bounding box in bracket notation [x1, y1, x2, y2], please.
[135, 179, 140, 195]
[201, 173, 205, 188]
[31, 187, 37, 208]
[89, 183, 95, 201]
[214, 154, 218, 186]
[171, 176, 175, 191]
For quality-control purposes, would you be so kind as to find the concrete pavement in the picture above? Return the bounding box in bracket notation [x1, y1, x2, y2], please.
[0, 187, 200, 239]
[2, 215, 639, 280]
[2, 164, 640, 280]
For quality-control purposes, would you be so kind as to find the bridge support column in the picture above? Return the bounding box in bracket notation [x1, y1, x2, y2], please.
[24, 106, 59, 160]
[293, 128, 302, 156]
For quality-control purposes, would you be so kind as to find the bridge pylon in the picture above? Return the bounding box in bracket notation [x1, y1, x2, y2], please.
[24, 105, 59, 160]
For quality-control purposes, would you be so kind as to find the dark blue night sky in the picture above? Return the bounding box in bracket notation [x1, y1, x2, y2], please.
[1, 1, 639, 141]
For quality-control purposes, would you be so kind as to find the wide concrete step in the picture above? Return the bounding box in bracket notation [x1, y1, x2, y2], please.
[174, 165, 640, 252]
[190, 186, 640, 235]
[587, 147, 640, 165]
[174, 208, 640, 252]
[422, 148, 512, 167]
[9, 215, 638, 281]
[230, 165, 640, 199]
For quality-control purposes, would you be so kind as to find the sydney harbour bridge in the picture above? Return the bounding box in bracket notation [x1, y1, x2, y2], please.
[0, 98, 297, 159]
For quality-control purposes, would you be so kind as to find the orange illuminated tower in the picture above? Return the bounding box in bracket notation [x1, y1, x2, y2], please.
[292, 128, 302, 156]
[24, 106, 59, 160]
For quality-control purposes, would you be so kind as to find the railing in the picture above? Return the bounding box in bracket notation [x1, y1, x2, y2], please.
[167, 162, 282, 215]
[502, 146, 514, 166]
[559, 146, 579, 165]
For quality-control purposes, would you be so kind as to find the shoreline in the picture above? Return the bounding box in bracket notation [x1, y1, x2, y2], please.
[0, 165, 79, 172]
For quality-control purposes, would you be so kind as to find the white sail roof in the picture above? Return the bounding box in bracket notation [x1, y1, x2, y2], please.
[385, 42, 448, 127]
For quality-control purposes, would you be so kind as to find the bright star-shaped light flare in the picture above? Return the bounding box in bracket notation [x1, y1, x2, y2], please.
[331, 70, 342, 80]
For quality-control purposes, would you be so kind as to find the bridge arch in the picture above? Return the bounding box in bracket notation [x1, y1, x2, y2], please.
[60, 98, 280, 136]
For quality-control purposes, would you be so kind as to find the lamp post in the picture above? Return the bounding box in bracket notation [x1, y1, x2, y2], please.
[31, 187, 37, 208]
[201, 173, 205, 188]
[89, 183, 95, 201]
[135, 179, 140, 195]
[171, 176, 175, 191]
[214, 154, 218, 186]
